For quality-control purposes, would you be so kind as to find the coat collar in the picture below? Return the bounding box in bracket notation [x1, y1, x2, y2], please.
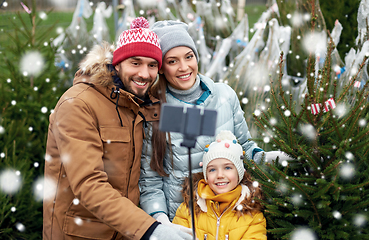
[72, 42, 160, 121]
[196, 184, 251, 213]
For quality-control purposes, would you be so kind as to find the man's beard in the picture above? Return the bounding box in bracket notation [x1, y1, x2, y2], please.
[123, 76, 152, 100]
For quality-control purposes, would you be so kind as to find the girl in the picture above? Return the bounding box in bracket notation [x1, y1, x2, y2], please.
[173, 131, 267, 240]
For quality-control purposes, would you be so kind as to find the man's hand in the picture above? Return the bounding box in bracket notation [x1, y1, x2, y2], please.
[151, 224, 193, 240]
[155, 213, 193, 235]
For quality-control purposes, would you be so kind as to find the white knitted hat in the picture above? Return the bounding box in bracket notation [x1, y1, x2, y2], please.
[202, 130, 245, 183]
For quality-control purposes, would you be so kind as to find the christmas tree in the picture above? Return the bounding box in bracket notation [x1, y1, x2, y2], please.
[0, 1, 68, 238]
[246, 1, 369, 239]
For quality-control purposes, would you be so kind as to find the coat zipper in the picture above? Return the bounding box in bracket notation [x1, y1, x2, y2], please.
[111, 231, 118, 239]
[216, 216, 220, 240]
[211, 205, 230, 240]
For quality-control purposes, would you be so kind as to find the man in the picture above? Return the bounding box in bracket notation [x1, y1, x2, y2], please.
[43, 17, 192, 240]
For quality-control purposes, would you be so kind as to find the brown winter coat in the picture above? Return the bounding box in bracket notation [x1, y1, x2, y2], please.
[43, 43, 159, 240]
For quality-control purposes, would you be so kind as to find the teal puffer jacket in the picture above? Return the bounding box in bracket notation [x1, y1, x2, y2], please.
[139, 74, 263, 220]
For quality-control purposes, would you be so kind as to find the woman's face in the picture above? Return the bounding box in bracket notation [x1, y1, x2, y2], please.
[160, 46, 198, 90]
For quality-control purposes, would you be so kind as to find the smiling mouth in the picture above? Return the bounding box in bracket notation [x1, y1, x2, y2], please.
[133, 80, 148, 86]
[177, 73, 191, 79]
[216, 182, 229, 186]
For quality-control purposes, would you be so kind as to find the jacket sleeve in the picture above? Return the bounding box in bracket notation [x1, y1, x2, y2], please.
[225, 85, 263, 160]
[172, 203, 191, 228]
[53, 98, 156, 239]
[139, 123, 168, 216]
[241, 212, 267, 240]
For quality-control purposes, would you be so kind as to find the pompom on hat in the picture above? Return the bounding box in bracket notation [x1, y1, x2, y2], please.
[112, 17, 162, 68]
[151, 20, 199, 62]
[202, 130, 245, 183]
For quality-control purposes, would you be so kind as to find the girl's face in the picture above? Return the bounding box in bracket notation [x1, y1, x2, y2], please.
[206, 158, 239, 195]
[160, 46, 198, 90]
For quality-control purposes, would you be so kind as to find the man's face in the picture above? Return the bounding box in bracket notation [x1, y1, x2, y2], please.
[115, 56, 159, 99]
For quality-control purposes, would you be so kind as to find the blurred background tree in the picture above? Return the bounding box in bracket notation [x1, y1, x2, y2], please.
[320, 0, 360, 60]
[246, 1, 369, 238]
[0, 1, 68, 238]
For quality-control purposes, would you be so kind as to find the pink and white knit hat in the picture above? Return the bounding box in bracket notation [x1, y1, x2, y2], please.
[112, 17, 162, 68]
[202, 130, 245, 183]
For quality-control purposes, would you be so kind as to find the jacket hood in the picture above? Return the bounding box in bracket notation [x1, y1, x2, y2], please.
[72, 42, 160, 125]
[74, 42, 116, 87]
[181, 172, 261, 217]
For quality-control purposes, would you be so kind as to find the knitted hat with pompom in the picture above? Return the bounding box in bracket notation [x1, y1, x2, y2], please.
[112, 17, 162, 68]
[202, 130, 245, 183]
[151, 20, 199, 62]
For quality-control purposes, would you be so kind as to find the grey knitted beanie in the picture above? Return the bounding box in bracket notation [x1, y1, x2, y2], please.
[202, 130, 245, 183]
[151, 20, 199, 62]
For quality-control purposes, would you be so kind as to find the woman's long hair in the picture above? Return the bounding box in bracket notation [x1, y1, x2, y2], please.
[149, 74, 172, 176]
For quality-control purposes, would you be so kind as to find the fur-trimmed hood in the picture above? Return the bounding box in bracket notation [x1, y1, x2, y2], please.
[71, 42, 160, 125]
[74, 42, 116, 87]
[181, 172, 264, 217]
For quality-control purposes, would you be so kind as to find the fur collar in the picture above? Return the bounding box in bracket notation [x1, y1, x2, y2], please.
[74, 42, 116, 87]
[196, 184, 250, 212]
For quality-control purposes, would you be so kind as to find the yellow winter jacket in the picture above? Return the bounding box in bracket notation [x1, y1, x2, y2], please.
[173, 175, 267, 240]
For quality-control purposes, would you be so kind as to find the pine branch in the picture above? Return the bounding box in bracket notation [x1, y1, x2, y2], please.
[272, 163, 322, 226]
[297, 144, 319, 169]
[344, 200, 369, 215]
[330, 114, 343, 141]
[10, 12, 32, 44]
[322, 159, 341, 178]
[341, 182, 369, 193]
[344, 94, 369, 140]
[317, 34, 335, 103]
[337, 56, 368, 103]
[347, 138, 369, 152]
[312, 177, 336, 200]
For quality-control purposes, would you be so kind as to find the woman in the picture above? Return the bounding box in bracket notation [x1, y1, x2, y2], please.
[139, 20, 265, 225]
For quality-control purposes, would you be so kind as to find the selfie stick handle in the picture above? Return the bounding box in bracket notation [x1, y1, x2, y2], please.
[187, 147, 196, 240]
[159, 104, 217, 240]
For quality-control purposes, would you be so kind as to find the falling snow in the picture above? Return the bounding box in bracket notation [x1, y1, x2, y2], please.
[299, 124, 317, 140]
[0, 169, 22, 194]
[333, 210, 342, 220]
[290, 227, 316, 240]
[36, 176, 57, 201]
[334, 103, 348, 118]
[0, 126, 5, 134]
[353, 214, 367, 227]
[15, 222, 26, 232]
[339, 162, 355, 180]
[20, 51, 45, 77]
[302, 31, 327, 55]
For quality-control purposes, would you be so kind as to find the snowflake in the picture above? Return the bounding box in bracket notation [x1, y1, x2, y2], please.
[339, 163, 355, 180]
[333, 210, 342, 220]
[291, 227, 316, 240]
[0, 169, 22, 194]
[20, 51, 45, 77]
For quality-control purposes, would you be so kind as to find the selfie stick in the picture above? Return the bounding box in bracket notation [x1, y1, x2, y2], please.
[159, 104, 217, 240]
